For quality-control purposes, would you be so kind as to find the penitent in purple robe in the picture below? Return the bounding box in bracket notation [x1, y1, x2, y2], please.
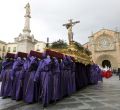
[81, 63, 88, 87]
[61, 56, 75, 97]
[75, 63, 88, 90]
[34, 60, 43, 102]
[0, 61, 2, 74]
[85, 64, 92, 85]
[51, 57, 61, 101]
[75, 62, 82, 90]
[35, 57, 53, 107]
[90, 64, 99, 84]
[0, 59, 14, 98]
[22, 56, 31, 99]
[95, 65, 103, 82]
[11, 57, 25, 100]
[24, 56, 38, 103]
[60, 56, 68, 97]
[66, 56, 76, 94]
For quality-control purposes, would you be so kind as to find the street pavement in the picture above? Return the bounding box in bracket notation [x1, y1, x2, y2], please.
[0, 75, 120, 110]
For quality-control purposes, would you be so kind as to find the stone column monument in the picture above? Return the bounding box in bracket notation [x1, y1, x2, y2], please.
[15, 3, 37, 53]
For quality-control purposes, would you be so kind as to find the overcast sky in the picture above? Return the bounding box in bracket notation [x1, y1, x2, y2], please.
[0, 0, 120, 44]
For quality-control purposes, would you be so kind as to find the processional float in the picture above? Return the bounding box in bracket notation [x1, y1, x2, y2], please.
[46, 19, 92, 64]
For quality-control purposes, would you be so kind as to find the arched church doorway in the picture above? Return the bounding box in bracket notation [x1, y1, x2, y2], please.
[96, 54, 118, 69]
[102, 60, 111, 68]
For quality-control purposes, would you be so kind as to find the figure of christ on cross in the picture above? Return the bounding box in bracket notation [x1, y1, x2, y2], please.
[63, 19, 80, 45]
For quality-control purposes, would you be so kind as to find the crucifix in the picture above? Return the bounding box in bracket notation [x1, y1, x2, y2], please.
[63, 19, 80, 45]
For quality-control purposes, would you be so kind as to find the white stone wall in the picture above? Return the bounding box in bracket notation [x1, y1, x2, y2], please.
[7, 43, 17, 54]
[34, 41, 46, 52]
[17, 40, 35, 53]
[0, 41, 6, 58]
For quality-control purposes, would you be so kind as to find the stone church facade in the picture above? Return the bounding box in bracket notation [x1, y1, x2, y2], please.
[84, 29, 120, 69]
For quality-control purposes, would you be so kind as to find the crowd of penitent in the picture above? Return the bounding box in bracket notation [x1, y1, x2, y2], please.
[0, 50, 103, 107]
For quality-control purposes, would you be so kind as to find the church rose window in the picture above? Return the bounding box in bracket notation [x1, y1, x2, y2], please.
[99, 37, 110, 48]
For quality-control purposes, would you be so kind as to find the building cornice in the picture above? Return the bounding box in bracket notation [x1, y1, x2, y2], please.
[0, 40, 7, 44]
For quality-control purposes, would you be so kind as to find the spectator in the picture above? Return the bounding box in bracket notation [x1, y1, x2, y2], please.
[112, 69, 115, 74]
[118, 68, 120, 80]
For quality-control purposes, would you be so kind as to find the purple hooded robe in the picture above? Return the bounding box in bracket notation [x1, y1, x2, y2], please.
[51, 57, 61, 101]
[23, 56, 38, 103]
[34, 56, 53, 107]
[90, 64, 99, 84]
[11, 57, 25, 100]
[0, 59, 14, 98]
[60, 56, 76, 97]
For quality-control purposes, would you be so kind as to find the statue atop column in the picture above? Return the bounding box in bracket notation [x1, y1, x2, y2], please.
[63, 19, 80, 45]
[23, 3, 31, 34]
[24, 3, 31, 17]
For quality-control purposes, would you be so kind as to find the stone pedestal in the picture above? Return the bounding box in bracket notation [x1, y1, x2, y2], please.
[15, 35, 37, 53]
[17, 40, 34, 53]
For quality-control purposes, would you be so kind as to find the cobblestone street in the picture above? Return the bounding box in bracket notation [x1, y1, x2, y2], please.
[0, 75, 120, 110]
